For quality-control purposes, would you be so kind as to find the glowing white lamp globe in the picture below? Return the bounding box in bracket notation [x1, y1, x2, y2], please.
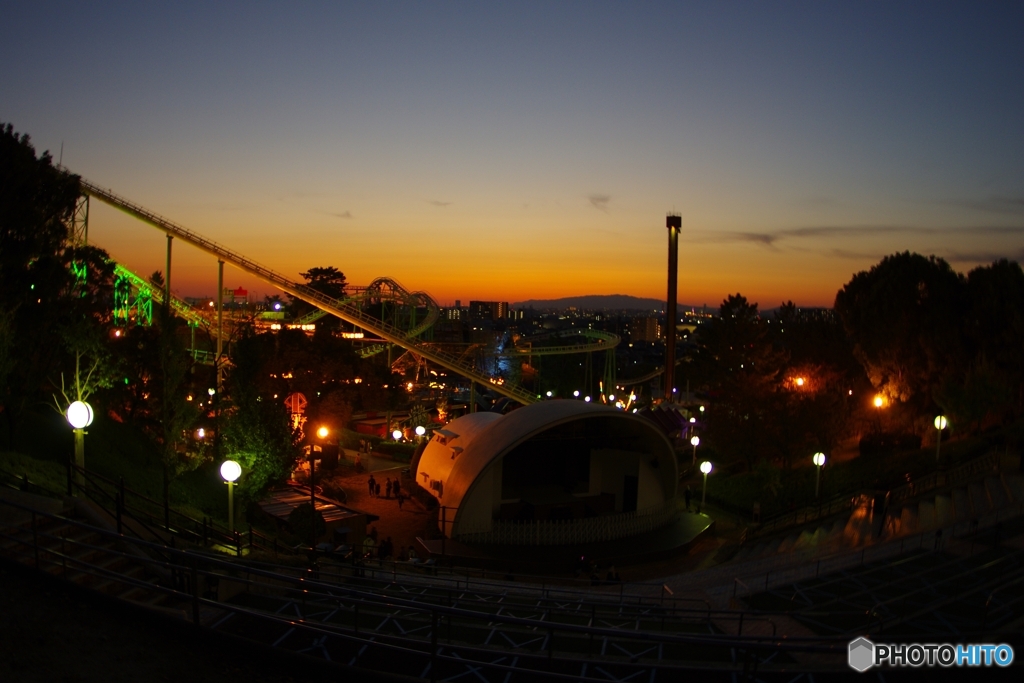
[392, 429, 402, 441]
[813, 452, 826, 467]
[700, 461, 713, 475]
[934, 415, 947, 430]
[317, 426, 329, 439]
[220, 460, 242, 483]
[415, 425, 426, 437]
[66, 401, 94, 429]
[691, 436, 700, 447]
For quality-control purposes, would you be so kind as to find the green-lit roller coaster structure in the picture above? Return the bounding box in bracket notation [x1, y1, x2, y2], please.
[70, 175, 629, 405]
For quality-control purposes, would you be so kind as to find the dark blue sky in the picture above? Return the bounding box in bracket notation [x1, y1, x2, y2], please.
[3, 2, 1023, 304]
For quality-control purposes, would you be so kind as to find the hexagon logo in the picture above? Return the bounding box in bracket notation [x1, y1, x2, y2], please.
[848, 637, 875, 672]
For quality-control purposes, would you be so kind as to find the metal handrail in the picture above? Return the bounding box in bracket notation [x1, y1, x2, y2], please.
[68, 463, 288, 555]
[0, 495, 848, 653]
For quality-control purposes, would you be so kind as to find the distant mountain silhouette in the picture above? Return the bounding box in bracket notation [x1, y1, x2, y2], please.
[512, 294, 668, 311]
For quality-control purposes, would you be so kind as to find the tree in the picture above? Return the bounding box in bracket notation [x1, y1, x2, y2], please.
[962, 260, 1024, 419]
[289, 266, 347, 328]
[222, 330, 301, 500]
[835, 252, 966, 413]
[696, 295, 788, 469]
[0, 123, 89, 446]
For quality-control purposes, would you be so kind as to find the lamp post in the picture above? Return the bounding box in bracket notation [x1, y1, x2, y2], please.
[699, 460, 712, 508]
[220, 460, 241, 532]
[934, 416, 947, 463]
[392, 429, 402, 442]
[66, 400, 94, 493]
[415, 425, 426, 442]
[310, 426, 328, 550]
[690, 435, 700, 467]
[812, 452, 826, 499]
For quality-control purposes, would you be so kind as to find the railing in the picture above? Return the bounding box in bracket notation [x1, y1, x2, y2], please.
[753, 492, 853, 537]
[726, 498, 1024, 603]
[750, 449, 1004, 540]
[67, 463, 291, 557]
[0, 459, 290, 558]
[0, 495, 853, 679]
[457, 505, 677, 545]
[81, 179, 538, 405]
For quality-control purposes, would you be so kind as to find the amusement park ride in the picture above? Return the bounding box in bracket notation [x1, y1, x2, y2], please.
[65, 172, 628, 406]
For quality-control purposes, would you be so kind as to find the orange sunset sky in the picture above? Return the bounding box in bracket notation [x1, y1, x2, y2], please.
[4, 3, 1022, 309]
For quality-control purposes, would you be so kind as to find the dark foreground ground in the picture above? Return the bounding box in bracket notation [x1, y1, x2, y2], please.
[0, 560, 401, 683]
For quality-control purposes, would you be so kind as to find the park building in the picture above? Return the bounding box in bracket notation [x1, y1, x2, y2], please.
[412, 401, 678, 545]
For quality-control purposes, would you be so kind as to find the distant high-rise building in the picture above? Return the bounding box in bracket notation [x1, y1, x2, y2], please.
[632, 316, 662, 343]
[469, 301, 510, 321]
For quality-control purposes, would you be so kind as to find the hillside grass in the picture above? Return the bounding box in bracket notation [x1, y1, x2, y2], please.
[706, 420, 1022, 519]
[0, 408, 230, 525]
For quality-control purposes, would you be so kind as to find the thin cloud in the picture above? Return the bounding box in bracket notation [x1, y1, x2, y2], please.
[326, 210, 353, 219]
[944, 247, 1024, 264]
[588, 193, 610, 211]
[426, 199, 451, 207]
[686, 224, 1024, 247]
[939, 196, 1024, 215]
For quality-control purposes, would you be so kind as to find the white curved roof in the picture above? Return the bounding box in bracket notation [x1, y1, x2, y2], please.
[414, 401, 677, 525]
[413, 411, 501, 496]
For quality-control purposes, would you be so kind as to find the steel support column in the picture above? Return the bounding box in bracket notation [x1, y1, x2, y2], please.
[665, 214, 681, 402]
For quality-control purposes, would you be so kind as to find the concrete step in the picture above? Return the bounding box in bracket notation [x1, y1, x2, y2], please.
[968, 481, 991, 517]
[987, 476, 1010, 509]
[934, 494, 954, 527]
[917, 500, 936, 531]
[951, 488, 971, 522]
[1005, 474, 1024, 502]
[775, 533, 800, 554]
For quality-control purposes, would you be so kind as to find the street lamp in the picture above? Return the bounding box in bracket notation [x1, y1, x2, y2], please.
[812, 452, 826, 499]
[934, 415, 948, 462]
[309, 426, 328, 550]
[392, 429, 402, 441]
[66, 400, 94, 492]
[699, 460, 712, 508]
[690, 435, 700, 466]
[220, 460, 241, 532]
[415, 425, 426, 442]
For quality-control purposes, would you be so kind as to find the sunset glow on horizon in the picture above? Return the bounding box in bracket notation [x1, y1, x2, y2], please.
[4, 3, 1022, 310]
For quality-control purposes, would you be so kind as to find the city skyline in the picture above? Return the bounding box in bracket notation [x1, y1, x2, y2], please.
[3, 2, 1022, 307]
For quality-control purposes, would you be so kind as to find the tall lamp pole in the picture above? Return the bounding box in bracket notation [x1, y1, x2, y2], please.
[812, 452, 826, 499]
[66, 401, 94, 493]
[310, 426, 329, 550]
[934, 416, 947, 463]
[699, 460, 712, 508]
[220, 460, 241, 532]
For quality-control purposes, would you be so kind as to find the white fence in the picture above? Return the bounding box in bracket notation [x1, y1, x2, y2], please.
[457, 504, 677, 545]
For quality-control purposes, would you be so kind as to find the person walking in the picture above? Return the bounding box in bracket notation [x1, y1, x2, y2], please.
[393, 478, 401, 497]
[374, 480, 381, 497]
[368, 474, 377, 497]
[397, 491, 405, 510]
[385, 478, 393, 499]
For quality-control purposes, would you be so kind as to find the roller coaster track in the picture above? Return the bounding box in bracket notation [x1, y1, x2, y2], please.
[81, 179, 538, 405]
[507, 329, 620, 356]
[113, 262, 209, 329]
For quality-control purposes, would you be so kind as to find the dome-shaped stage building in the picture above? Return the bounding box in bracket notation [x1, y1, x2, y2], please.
[413, 401, 683, 547]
